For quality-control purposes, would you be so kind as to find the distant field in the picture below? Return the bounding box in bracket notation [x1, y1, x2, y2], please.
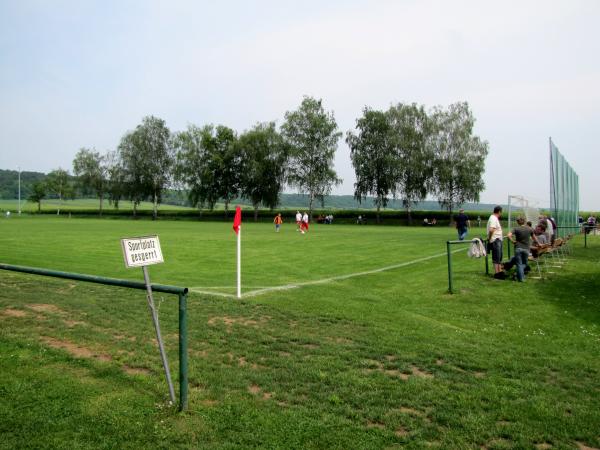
[1, 216, 599, 449]
[0, 198, 193, 213]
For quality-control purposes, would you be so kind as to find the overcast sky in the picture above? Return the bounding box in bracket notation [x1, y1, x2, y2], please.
[1, 0, 598, 209]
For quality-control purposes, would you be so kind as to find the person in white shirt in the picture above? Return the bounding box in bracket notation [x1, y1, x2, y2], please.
[295, 211, 302, 231]
[487, 206, 504, 277]
[301, 212, 309, 234]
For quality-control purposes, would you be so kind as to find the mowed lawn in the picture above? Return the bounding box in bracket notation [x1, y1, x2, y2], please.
[1, 216, 599, 449]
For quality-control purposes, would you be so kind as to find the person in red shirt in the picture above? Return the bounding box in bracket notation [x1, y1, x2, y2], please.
[274, 213, 283, 232]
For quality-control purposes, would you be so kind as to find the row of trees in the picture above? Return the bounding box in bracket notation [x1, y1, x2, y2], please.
[348, 102, 489, 222]
[31, 97, 488, 221]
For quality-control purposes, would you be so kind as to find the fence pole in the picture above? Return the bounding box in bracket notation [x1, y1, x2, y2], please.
[447, 241, 453, 294]
[178, 293, 188, 411]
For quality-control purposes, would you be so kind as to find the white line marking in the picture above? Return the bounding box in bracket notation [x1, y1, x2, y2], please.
[187, 247, 468, 299]
[188, 288, 237, 298]
[242, 248, 465, 298]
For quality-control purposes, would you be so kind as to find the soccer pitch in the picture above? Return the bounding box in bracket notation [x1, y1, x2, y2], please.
[1, 216, 599, 449]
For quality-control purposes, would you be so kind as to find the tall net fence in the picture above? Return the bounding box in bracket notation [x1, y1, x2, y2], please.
[549, 138, 579, 237]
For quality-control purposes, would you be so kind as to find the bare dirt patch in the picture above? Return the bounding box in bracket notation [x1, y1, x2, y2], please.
[63, 319, 86, 328]
[27, 304, 64, 314]
[436, 359, 445, 366]
[534, 443, 553, 449]
[497, 420, 511, 426]
[395, 426, 409, 437]
[385, 355, 397, 361]
[2, 308, 27, 318]
[366, 421, 385, 430]
[474, 371, 486, 378]
[122, 365, 151, 376]
[208, 315, 269, 332]
[238, 356, 247, 367]
[247, 383, 273, 400]
[576, 442, 600, 450]
[384, 369, 410, 380]
[410, 365, 434, 379]
[41, 336, 112, 362]
[248, 384, 261, 395]
[486, 438, 513, 448]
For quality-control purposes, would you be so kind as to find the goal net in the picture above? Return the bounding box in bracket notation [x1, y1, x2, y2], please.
[507, 195, 541, 231]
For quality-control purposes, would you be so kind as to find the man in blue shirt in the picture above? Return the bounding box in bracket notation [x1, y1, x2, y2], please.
[454, 209, 470, 240]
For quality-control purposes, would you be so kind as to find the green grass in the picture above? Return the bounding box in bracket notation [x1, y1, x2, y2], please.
[0, 198, 193, 213]
[1, 216, 599, 449]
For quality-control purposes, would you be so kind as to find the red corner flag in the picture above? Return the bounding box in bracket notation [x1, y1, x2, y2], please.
[233, 206, 242, 234]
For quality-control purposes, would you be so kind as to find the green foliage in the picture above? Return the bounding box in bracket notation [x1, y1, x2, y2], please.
[174, 124, 241, 215]
[238, 122, 289, 219]
[119, 116, 174, 219]
[72, 148, 108, 215]
[282, 96, 342, 218]
[429, 102, 489, 216]
[46, 168, 74, 214]
[347, 108, 396, 222]
[0, 169, 46, 199]
[387, 103, 433, 215]
[27, 180, 47, 212]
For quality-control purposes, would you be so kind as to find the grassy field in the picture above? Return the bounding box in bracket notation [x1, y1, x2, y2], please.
[1, 216, 599, 449]
[0, 198, 193, 213]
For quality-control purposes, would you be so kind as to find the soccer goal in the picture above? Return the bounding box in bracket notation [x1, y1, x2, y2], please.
[507, 195, 541, 231]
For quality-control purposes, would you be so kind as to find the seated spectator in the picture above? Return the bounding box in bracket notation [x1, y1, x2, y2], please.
[423, 218, 429, 226]
[431, 218, 437, 226]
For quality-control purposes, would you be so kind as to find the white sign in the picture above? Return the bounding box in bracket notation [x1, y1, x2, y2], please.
[121, 235, 164, 268]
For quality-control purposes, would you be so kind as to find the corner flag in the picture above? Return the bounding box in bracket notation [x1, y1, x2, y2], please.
[233, 206, 242, 234]
[233, 206, 242, 298]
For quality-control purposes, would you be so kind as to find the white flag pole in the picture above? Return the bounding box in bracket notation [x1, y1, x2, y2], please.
[237, 225, 241, 298]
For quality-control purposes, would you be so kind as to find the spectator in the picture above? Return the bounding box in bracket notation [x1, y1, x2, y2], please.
[487, 206, 504, 278]
[454, 209, 470, 240]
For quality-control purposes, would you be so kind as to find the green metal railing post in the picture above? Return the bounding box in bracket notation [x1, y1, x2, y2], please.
[178, 293, 188, 411]
[0, 263, 189, 411]
[447, 241, 453, 294]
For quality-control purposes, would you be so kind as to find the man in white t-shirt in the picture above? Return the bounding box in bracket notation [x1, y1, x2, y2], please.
[295, 211, 302, 231]
[487, 206, 504, 277]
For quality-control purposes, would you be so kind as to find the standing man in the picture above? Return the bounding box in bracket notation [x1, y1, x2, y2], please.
[274, 213, 283, 232]
[295, 211, 302, 232]
[454, 209, 470, 241]
[487, 206, 504, 278]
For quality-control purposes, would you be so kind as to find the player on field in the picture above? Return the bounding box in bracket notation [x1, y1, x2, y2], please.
[274, 213, 283, 232]
[295, 211, 302, 231]
[301, 212, 309, 234]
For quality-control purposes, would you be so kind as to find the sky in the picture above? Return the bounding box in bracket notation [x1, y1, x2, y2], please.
[1, 0, 599, 209]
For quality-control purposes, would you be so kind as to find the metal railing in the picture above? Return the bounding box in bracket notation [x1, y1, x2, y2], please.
[0, 263, 189, 411]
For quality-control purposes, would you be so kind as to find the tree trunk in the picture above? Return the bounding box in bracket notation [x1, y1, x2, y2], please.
[153, 192, 158, 221]
[254, 205, 259, 222]
[38, 201, 41, 213]
[133, 202, 137, 218]
[57, 194, 61, 215]
[224, 201, 229, 219]
[99, 195, 104, 217]
[308, 192, 314, 222]
[376, 204, 381, 224]
[407, 208, 413, 225]
[197, 206, 203, 220]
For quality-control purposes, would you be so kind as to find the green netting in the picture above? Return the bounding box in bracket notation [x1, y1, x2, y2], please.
[549, 138, 579, 237]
